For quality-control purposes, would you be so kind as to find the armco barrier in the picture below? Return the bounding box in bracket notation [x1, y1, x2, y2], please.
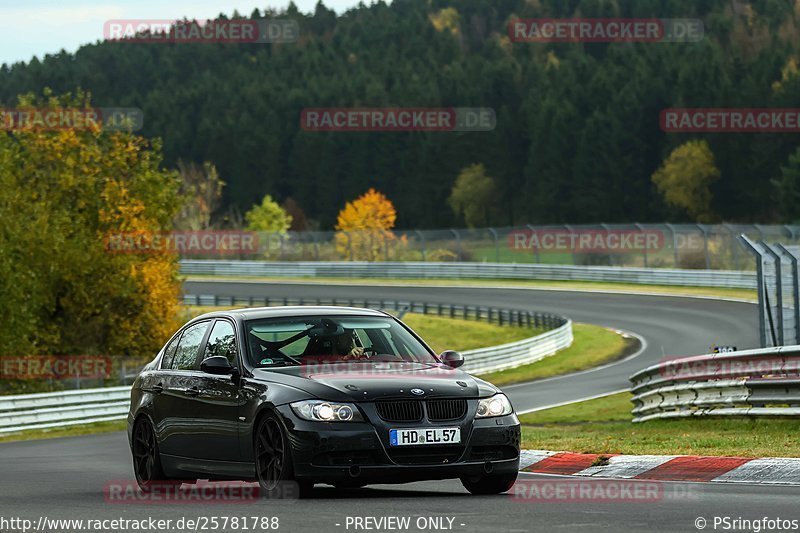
[629, 346, 800, 422]
[180, 260, 757, 289]
[0, 386, 131, 434]
[0, 300, 573, 435]
[462, 319, 572, 374]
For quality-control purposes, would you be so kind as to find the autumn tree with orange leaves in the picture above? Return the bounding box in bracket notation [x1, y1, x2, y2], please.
[335, 188, 402, 261]
[0, 91, 183, 371]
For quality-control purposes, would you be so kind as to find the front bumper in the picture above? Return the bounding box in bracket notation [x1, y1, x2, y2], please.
[275, 404, 521, 484]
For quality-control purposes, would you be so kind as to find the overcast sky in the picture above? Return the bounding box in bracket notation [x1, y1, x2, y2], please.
[0, 0, 364, 66]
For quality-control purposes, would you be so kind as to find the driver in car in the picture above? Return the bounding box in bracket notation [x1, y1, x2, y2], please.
[334, 331, 368, 360]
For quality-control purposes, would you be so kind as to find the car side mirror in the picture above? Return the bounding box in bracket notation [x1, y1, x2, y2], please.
[440, 350, 464, 369]
[201, 355, 236, 375]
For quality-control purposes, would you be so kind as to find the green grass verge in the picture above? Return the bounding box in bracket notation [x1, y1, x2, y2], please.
[184, 275, 756, 301]
[477, 324, 633, 386]
[401, 313, 542, 353]
[0, 419, 127, 444]
[520, 392, 800, 457]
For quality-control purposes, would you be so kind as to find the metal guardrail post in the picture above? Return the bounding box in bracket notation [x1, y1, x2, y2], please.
[665, 223, 679, 267]
[753, 224, 765, 242]
[526, 224, 539, 263]
[762, 243, 785, 346]
[776, 243, 800, 345]
[723, 223, 739, 270]
[450, 229, 462, 261]
[634, 222, 647, 267]
[697, 223, 711, 269]
[311, 232, 320, 261]
[739, 234, 768, 347]
[564, 224, 577, 265]
[488, 228, 499, 263]
[415, 230, 426, 262]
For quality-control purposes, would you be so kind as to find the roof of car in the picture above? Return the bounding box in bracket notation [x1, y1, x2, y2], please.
[193, 305, 390, 322]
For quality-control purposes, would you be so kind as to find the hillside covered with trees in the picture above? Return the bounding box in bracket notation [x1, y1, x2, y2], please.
[3, 0, 800, 227]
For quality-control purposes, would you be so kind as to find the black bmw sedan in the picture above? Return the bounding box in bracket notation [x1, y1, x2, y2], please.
[128, 306, 521, 497]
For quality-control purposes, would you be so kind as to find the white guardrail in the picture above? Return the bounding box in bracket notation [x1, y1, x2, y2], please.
[0, 386, 131, 435]
[629, 346, 800, 422]
[463, 319, 572, 374]
[0, 306, 573, 435]
[180, 260, 757, 289]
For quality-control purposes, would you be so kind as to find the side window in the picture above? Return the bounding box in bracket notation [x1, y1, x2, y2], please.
[171, 321, 211, 371]
[160, 336, 180, 370]
[205, 320, 237, 367]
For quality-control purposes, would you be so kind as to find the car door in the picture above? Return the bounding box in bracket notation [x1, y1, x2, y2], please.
[155, 320, 212, 457]
[189, 318, 244, 463]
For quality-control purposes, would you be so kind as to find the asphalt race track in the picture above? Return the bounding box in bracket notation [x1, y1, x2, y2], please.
[1, 281, 780, 533]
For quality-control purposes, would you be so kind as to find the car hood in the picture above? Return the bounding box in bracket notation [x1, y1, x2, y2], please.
[252, 361, 499, 401]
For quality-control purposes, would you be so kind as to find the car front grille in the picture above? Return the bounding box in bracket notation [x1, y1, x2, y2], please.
[427, 399, 467, 421]
[375, 399, 468, 422]
[376, 400, 423, 422]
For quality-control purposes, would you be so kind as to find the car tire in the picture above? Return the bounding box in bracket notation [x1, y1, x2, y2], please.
[460, 472, 518, 495]
[132, 417, 174, 492]
[255, 414, 313, 499]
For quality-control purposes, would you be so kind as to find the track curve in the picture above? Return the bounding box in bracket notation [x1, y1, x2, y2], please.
[0, 280, 772, 533]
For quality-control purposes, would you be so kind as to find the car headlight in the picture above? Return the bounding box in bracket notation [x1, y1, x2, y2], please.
[476, 394, 513, 418]
[290, 400, 364, 422]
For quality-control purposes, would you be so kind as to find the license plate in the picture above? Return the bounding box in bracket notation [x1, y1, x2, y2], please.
[389, 427, 461, 446]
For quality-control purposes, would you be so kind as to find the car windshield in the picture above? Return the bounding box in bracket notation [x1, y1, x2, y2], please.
[246, 315, 437, 367]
